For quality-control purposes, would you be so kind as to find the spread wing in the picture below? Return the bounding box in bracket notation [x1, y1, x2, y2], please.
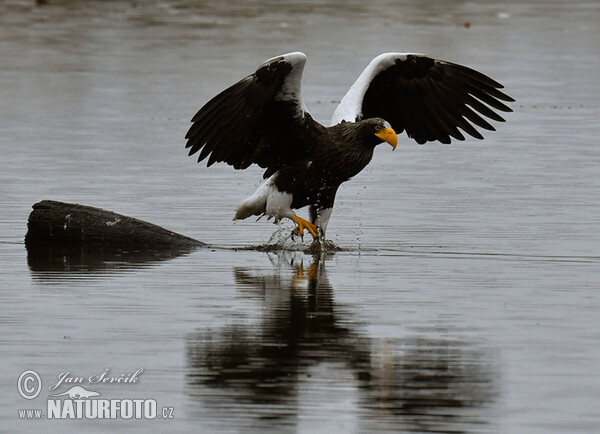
[185, 52, 320, 178]
[331, 53, 514, 144]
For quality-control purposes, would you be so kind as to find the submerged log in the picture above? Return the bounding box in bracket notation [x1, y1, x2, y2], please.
[25, 200, 205, 249]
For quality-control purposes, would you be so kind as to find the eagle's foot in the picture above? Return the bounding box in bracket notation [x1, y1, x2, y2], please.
[291, 215, 318, 240]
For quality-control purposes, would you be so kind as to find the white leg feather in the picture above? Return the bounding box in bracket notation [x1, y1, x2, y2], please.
[314, 207, 333, 236]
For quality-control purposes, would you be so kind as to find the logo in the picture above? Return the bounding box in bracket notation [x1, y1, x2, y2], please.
[18, 370, 42, 400]
[48, 368, 143, 391]
[17, 368, 175, 421]
[50, 386, 101, 399]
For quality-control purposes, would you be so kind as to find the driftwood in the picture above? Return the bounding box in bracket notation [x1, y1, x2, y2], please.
[25, 200, 205, 249]
[25, 200, 205, 272]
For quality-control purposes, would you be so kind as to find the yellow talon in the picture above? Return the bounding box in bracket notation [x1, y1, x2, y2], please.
[292, 215, 318, 239]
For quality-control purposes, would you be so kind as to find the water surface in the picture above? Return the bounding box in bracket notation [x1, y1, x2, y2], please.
[1, 0, 599, 432]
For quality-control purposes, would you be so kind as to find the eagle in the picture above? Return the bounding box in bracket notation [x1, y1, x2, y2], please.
[185, 52, 513, 240]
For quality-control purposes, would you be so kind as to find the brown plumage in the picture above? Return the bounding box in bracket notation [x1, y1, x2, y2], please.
[185, 52, 513, 240]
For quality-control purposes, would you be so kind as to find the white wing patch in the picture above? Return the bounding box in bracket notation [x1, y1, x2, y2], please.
[331, 53, 420, 126]
[271, 51, 308, 114]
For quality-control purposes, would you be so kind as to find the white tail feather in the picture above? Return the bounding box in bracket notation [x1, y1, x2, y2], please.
[234, 174, 294, 223]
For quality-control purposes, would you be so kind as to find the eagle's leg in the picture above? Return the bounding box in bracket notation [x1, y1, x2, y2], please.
[310, 206, 332, 239]
[291, 215, 318, 239]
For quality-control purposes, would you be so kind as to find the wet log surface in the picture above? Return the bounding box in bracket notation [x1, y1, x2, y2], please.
[25, 200, 205, 249]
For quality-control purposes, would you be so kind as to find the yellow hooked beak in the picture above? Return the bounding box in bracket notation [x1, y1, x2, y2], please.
[375, 127, 398, 150]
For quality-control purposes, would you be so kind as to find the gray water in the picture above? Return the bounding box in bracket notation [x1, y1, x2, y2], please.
[2, 0, 600, 432]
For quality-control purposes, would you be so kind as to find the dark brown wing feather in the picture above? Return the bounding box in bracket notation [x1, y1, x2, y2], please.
[185, 52, 320, 177]
[335, 54, 514, 144]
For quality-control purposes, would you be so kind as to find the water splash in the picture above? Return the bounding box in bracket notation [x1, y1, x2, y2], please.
[245, 224, 343, 253]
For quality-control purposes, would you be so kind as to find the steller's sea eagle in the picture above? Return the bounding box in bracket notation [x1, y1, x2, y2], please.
[185, 52, 513, 240]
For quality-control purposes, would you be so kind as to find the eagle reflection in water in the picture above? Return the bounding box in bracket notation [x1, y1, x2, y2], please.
[186, 253, 499, 431]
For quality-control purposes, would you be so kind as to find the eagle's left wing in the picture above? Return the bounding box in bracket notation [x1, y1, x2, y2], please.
[331, 53, 514, 144]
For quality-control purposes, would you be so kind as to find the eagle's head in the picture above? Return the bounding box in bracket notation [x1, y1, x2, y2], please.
[360, 118, 397, 150]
